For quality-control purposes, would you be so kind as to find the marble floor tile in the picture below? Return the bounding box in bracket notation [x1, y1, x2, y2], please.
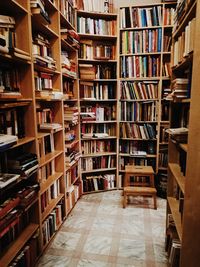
[63, 214, 91, 229]
[51, 231, 81, 250]
[83, 234, 112, 255]
[77, 259, 108, 267]
[118, 238, 146, 260]
[37, 254, 72, 267]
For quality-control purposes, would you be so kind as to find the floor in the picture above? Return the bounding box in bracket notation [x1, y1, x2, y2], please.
[37, 190, 168, 267]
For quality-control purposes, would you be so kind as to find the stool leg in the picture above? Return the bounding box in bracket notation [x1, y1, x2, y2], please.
[153, 194, 157, 210]
[123, 192, 126, 208]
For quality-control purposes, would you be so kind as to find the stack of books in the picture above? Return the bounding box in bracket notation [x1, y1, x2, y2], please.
[61, 29, 80, 49]
[61, 51, 77, 78]
[0, 173, 20, 189]
[171, 78, 189, 100]
[30, 0, 51, 24]
[0, 134, 18, 151]
[8, 153, 39, 178]
[64, 105, 79, 125]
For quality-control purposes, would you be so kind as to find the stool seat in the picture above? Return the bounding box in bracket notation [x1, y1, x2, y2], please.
[124, 186, 157, 194]
[123, 165, 157, 209]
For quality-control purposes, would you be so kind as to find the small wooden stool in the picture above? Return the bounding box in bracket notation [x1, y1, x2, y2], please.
[123, 165, 157, 209]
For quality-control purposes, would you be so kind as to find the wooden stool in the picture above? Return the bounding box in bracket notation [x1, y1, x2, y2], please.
[123, 165, 157, 209]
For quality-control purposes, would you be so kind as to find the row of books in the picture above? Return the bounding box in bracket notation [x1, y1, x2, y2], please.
[159, 148, 168, 167]
[81, 139, 116, 155]
[79, 64, 116, 80]
[82, 174, 115, 192]
[120, 55, 161, 78]
[65, 150, 81, 167]
[120, 28, 162, 54]
[120, 81, 158, 100]
[165, 214, 181, 267]
[38, 160, 55, 183]
[81, 123, 116, 138]
[0, 66, 21, 95]
[0, 108, 25, 138]
[79, 40, 115, 60]
[160, 125, 169, 143]
[77, 0, 113, 13]
[77, 17, 116, 36]
[63, 79, 74, 99]
[61, 29, 80, 50]
[173, 0, 187, 32]
[66, 183, 81, 212]
[64, 105, 78, 124]
[33, 34, 56, 70]
[173, 18, 196, 67]
[42, 201, 64, 246]
[119, 140, 156, 156]
[40, 179, 60, 213]
[34, 71, 53, 92]
[81, 155, 116, 171]
[120, 6, 162, 29]
[162, 62, 171, 77]
[119, 157, 156, 171]
[120, 122, 156, 139]
[38, 134, 55, 159]
[30, 0, 51, 24]
[120, 101, 158, 122]
[36, 107, 62, 130]
[65, 164, 79, 188]
[61, 51, 77, 79]
[0, 184, 39, 254]
[80, 82, 115, 100]
[60, 0, 75, 27]
[8, 229, 40, 267]
[163, 7, 175, 26]
[81, 104, 116, 121]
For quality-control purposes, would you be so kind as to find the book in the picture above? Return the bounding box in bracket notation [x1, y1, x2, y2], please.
[0, 173, 20, 188]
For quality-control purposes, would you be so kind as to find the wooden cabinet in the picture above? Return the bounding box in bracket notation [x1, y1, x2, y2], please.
[165, 1, 200, 266]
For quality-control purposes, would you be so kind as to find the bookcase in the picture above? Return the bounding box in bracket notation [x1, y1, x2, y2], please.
[0, 0, 81, 266]
[118, 1, 176, 192]
[0, 1, 40, 266]
[165, 0, 200, 266]
[76, 0, 118, 193]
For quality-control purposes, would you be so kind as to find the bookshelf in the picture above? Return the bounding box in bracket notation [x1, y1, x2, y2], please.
[165, 0, 200, 266]
[76, 0, 118, 193]
[0, 1, 40, 266]
[118, 2, 176, 192]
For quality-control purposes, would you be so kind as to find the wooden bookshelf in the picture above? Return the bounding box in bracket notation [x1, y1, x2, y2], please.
[166, 0, 200, 266]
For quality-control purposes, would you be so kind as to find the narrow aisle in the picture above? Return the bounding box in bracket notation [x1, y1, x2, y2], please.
[37, 191, 167, 267]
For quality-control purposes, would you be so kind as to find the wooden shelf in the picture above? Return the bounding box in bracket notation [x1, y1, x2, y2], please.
[0, 223, 39, 267]
[81, 135, 117, 140]
[81, 120, 117, 124]
[172, 53, 193, 72]
[81, 152, 117, 158]
[77, 10, 117, 19]
[78, 58, 117, 63]
[80, 98, 117, 102]
[81, 167, 116, 174]
[167, 197, 182, 241]
[119, 153, 157, 158]
[11, 137, 36, 148]
[120, 52, 162, 56]
[78, 33, 117, 40]
[180, 143, 188, 152]
[65, 139, 79, 149]
[0, 0, 28, 14]
[41, 194, 64, 222]
[120, 25, 162, 31]
[173, 1, 196, 39]
[61, 38, 76, 52]
[168, 163, 186, 194]
[119, 77, 161, 81]
[39, 150, 63, 167]
[120, 98, 159, 102]
[40, 172, 63, 194]
[60, 12, 75, 30]
[120, 137, 157, 141]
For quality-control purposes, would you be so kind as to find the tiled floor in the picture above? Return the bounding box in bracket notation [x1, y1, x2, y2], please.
[37, 190, 168, 267]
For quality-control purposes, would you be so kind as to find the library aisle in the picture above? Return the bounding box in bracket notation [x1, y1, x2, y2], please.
[37, 191, 167, 267]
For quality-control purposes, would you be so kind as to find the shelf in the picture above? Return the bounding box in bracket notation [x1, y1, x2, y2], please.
[81, 135, 117, 140]
[41, 194, 64, 221]
[39, 150, 63, 167]
[60, 12, 76, 30]
[119, 77, 161, 81]
[173, 1, 196, 39]
[0, 223, 39, 267]
[78, 33, 117, 40]
[61, 38, 76, 52]
[119, 153, 156, 158]
[65, 139, 79, 149]
[180, 143, 188, 152]
[78, 58, 117, 63]
[79, 78, 117, 82]
[120, 120, 158, 124]
[158, 167, 168, 171]
[77, 10, 117, 19]
[44, 0, 58, 12]
[81, 120, 117, 124]
[32, 18, 59, 39]
[34, 64, 60, 74]
[120, 98, 159, 102]
[0, 99, 32, 109]
[120, 137, 157, 141]
[40, 172, 63, 194]
[120, 52, 162, 56]
[168, 163, 186, 194]
[120, 26, 162, 31]
[81, 152, 117, 158]
[167, 197, 182, 241]
[11, 137, 36, 148]
[81, 167, 116, 174]
[83, 187, 117, 194]
[172, 53, 193, 72]
[80, 99, 117, 102]
[0, 0, 28, 14]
